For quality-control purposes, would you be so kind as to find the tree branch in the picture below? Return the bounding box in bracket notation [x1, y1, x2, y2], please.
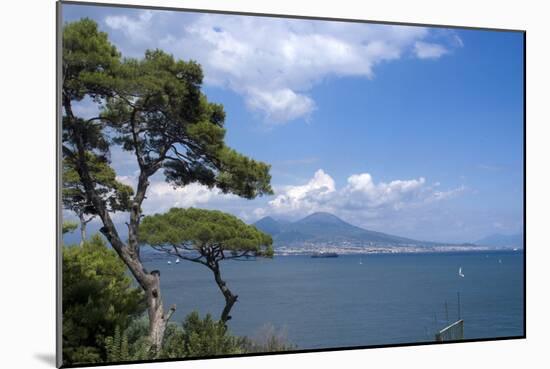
[164, 304, 176, 322]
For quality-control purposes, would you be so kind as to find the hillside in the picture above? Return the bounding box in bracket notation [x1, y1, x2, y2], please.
[253, 212, 434, 247]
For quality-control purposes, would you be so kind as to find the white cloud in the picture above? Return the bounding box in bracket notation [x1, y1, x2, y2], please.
[105, 10, 154, 43]
[104, 11, 459, 123]
[142, 181, 236, 214]
[246, 88, 316, 123]
[343, 173, 426, 209]
[453, 34, 465, 48]
[265, 169, 464, 218]
[269, 169, 335, 213]
[115, 175, 136, 188]
[414, 41, 448, 59]
[429, 185, 466, 202]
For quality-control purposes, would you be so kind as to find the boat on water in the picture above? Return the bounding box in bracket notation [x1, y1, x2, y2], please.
[167, 260, 172, 265]
[458, 267, 465, 278]
[175, 258, 180, 264]
[311, 252, 339, 258]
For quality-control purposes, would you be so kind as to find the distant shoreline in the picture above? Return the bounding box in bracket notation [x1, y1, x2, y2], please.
[138, 245, 522, 262]
[273, 247, 523, 256]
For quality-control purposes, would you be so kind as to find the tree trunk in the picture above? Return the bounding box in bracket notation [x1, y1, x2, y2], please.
[145, 270, 175, 354]
[211, 263, 238, 323]
[64, 95, 175, 355]
[78, 213, 87, 246]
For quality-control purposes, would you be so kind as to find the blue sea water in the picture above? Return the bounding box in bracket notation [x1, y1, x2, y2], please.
[143, 251, 524, 349]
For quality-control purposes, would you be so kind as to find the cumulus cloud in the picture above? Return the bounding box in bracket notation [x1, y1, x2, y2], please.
[140, 181, 236, 214]
[246, 88, 316, 123]
[115, 175, 136, 188]
[342, 173, 427, 209]
[269, 169, 335, 213]
[113, 170, 239, 215]
[414, 41, 448, 59]
[102, 10, 460, 123]
[105, 10, 154, 43]
[266, 169, 464, 218]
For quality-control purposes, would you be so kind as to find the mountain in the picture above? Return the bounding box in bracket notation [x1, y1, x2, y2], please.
[475, 233, 524, 248]
[253, 216, 284, 236]
[253, 212, 430, 247]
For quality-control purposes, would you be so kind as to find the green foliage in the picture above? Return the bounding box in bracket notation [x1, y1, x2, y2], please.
[103, 313, 242, 362]
[139, 207, 273, 257]
[62, 19, 272, 232]
[62, 18, 121, 200]
[61, 18, 276, 360]
[104, 321, 154, 363]
[140, 208, 273, 322]
[174, 313, 293, 357]
[62, 18, 120, 102]
[102, 314, 295, 363]
[239, 323, 297, 353]
[62, 234, 146, 365]
[105, 326, 130, 362]
[180, 312, 244, 357]
[63, 155, 134, 217]
[62, 221, 78, 235]
[100, 47, 273, 199]
[158, 323, 187, 359]
[215, 146, 274, 198]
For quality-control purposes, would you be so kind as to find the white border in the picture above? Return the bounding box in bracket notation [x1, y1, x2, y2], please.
[1, 1, 548, 368]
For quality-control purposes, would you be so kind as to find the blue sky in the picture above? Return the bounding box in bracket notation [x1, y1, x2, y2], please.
[62, 4, 524, 243]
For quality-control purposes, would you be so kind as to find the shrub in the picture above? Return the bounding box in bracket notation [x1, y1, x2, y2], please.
[181, 312, 244, 357]
[62, 234, 146, 365]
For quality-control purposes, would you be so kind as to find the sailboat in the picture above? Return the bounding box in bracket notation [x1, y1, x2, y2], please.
[458, 267, 465, 278]
[359, 257, 363, 265]
[175, 258, 180, 264]
[167, 260, 172, 265]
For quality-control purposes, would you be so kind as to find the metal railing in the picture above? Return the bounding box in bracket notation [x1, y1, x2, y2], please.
[435, 319, 464, 341]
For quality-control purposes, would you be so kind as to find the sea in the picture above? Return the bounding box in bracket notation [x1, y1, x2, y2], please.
[142, 251, 524, 349]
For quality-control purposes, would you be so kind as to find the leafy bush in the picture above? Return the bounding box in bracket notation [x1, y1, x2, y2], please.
[158, 322, 187, 359]
[105, 326, 130, 362]
[102, 313, 297, 363]
[163, 313, 295, 358]
[181, 312, 245, 357]
[62, 234, 146, 365]
[62, 220, 78, 235]
[239, 323, 296, 353]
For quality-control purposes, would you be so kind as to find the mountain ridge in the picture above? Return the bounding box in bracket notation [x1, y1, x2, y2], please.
[253, 212, 435, 247]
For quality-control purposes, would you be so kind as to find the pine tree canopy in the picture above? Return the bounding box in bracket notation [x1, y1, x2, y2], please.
[139, 208, 273, 258]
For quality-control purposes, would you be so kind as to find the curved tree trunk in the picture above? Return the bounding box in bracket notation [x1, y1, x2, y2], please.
[105, 234, 175, 354]
[210, 262, 238, 323]
[65, 97, 175, 354]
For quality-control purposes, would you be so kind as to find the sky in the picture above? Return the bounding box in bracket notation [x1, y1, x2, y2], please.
[62, 3, 524, 243]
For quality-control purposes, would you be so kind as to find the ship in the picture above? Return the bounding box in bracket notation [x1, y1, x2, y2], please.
[311, 252, 339, 258]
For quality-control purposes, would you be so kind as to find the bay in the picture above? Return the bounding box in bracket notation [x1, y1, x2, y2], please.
[143, 251, 524, 349]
